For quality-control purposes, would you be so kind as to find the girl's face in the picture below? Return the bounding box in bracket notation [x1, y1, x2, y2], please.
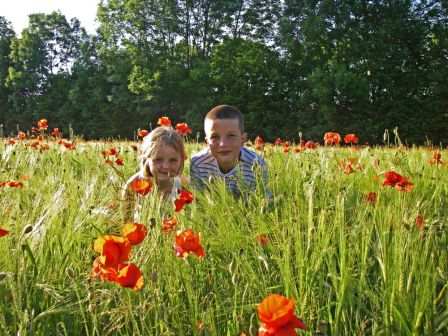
[147, 144, 182, 183]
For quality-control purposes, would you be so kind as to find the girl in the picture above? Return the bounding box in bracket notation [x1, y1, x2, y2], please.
[122, 126, 187, 222]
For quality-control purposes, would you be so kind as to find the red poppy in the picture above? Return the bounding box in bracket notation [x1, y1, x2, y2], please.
[257, 294, 306, 335]
[257, 234, 269, 245]
[283, 146, 291, 153]
[416, 214, 424, 230]
[131, 145, 138, 152]
[108, 148, 117, 156]
[51, 128, 61, 136]
[37, 119, 48, 130]
[138, 129, 149, 138]
[0, 227, 10, 237]
[121, 223, 147, 245]
[255, 136, 264, 145]
[114, 263, 144, 290]
[162, 216, 178, 233]
[174, 229, 206, 258]
[157, 116, 172, 126]
[93, 235, 132, 267]
[381, 171, 413, 192]
[344, 134, 359, 144]
[129, 177, 153, 196]
[174, 188, 194, 212]
[428, 151, 442, 164]
[17, 131, 26, 140]
[304, 141, 315, 149]
[7, 137, 16, 145]
[115, 157, 123, 166]
[37, 135, 44, 141]
[90, 257, 118, 281]
[324, 132, 341, 146]
[364, 192, 377, 204]
[175, 123, 193, 135]
[275, 138, 282, 144]
[8, 181, 24, 188]
[62, 140, 74, 150]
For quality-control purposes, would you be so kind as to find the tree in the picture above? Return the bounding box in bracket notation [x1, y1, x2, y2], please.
[0, 17, 15, 133]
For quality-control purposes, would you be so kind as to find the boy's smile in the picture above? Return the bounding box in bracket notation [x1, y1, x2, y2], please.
[204, 118, 247, 173]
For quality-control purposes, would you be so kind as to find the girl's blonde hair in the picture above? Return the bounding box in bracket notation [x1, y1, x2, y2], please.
[139, 126, 186, 177]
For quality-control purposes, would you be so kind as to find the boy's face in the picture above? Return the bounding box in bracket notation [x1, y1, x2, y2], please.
[204, 118, 247, 172]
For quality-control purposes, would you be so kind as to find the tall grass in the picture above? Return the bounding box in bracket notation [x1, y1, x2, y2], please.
[0, 139, 447, 335]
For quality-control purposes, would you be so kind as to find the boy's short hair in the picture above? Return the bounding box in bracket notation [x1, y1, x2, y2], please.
[205, 105, 244, 132]
[139, 126, 186, 177]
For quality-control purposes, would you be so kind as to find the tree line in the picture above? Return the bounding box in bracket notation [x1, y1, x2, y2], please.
[0, 0, 447, 144]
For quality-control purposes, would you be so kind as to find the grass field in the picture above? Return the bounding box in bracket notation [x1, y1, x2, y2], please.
[0, 135, 447, 335]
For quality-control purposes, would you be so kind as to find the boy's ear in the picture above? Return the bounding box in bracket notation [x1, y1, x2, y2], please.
[241, 132, 247, 144]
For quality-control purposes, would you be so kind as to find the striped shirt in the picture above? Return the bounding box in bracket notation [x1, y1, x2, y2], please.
[190, 146, 269, 198]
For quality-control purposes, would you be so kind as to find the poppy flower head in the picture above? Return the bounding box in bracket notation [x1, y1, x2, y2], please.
[90, 257, 118, 281]
[52, 128, 61, 136]
[174, 229, 206, 258]
[257, 234, 269, 245]
[18, 131, 26, 140]
[255, 136, 264, 145]
[382, 171, 413, 192]
[257, 294, 306, 335]
[324, 132, 341, 146]
[0, 227, 10, 237]
[429, 151, 442, 164]
[416, 214, 424, 230]
[114, 263, 144, 290]
[108, 148, 117, 156]
[175, 123, 193, 135]
[157, 116, 172, 126]
[174, 188, 194, 212]
[37, 119, 48, 130]
[93, 235, 132, 267]
[129, 177, 153, 196]
[121, 223, 148, 245]
[304, 141, 316, 149]
[364, 192, 377, 204]
[138, 129, 149, 138]
[162, 216, 178, 233]
[344, 134, 359, 144]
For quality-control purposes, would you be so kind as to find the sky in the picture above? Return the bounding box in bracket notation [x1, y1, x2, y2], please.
[2, 0, 101, 35]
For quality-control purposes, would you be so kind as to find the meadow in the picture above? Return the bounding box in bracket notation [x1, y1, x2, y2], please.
[0, 132, 447, 335]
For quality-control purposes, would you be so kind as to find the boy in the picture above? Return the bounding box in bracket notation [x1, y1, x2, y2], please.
[190, 105, 270, 198]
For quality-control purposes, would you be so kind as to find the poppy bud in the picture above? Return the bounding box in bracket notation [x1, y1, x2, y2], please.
[65, 268, 75, 279]
[249, 325, 257, 336]
[228, 260, 237, 275]
[231, 273, 238, 285]
[22, 224, 33, 235]
[149, 218, 156, 229]
[150, 271, 158, 283]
